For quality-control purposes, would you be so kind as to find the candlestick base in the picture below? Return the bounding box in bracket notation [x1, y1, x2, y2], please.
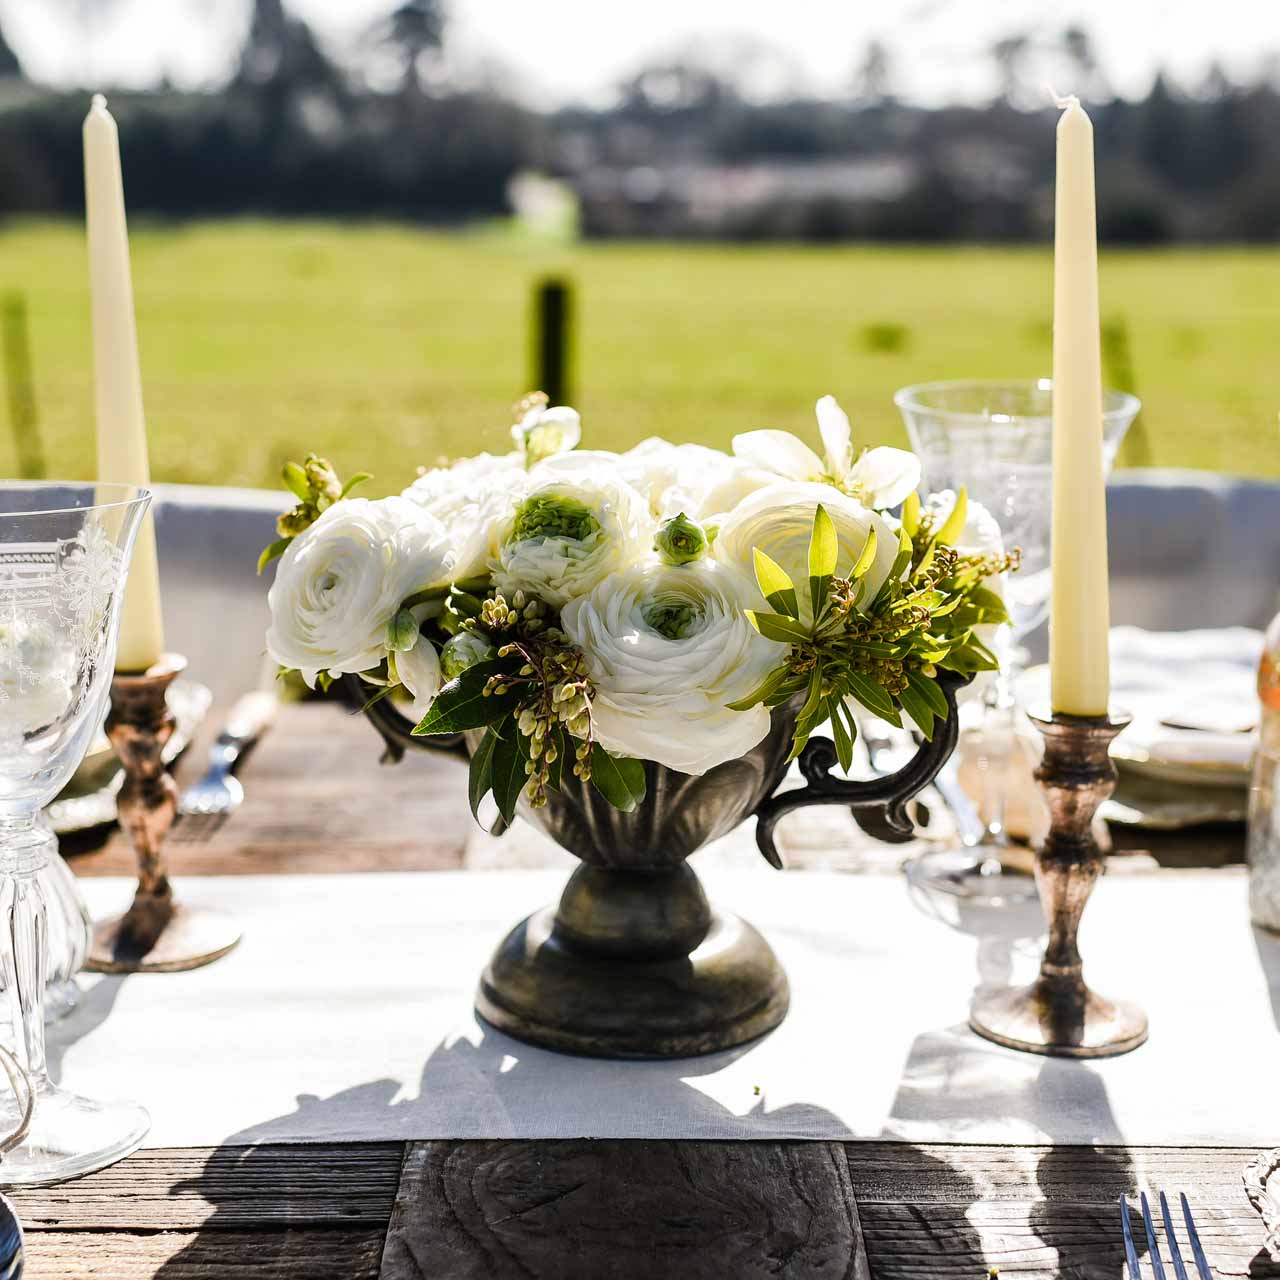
[85, 653, 242, 975]
[968, 707, 1148, 1060]
[970, 977, 1148, 1058]
[88, 900, 242, 974]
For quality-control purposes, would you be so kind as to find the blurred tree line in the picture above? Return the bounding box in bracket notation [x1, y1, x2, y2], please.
[0, 1, 1277, 241]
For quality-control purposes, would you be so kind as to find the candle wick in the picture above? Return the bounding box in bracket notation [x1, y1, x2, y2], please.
[1044, 83, 1078, 110]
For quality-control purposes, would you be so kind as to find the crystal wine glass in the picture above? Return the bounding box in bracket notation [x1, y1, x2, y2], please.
[894, 379, 1139, 904]
[0, 482, 152, 1185]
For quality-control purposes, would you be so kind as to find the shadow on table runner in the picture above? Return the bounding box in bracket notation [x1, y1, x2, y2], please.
[219, 1031, 853, 1144]
[42, 872, 1280, 1148]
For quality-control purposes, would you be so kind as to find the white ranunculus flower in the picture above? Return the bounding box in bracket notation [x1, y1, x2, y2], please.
[561, 558, 784, 775]
[732, 395, 921, 511]
[267, 497, 455, 687]
[394, 634, 442, 721]
[401, 452, 525, 582]
[494, 469, 653, 609]
[618, 438, 778, 522]
[714, 481, 902, 625]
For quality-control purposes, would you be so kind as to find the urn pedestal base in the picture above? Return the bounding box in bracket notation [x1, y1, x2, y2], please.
[476, 865, 790, 1059]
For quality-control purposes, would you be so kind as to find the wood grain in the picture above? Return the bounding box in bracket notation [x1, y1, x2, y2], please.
[845, 1143, 1278, 1279]
[380, 1139, 870, 1280]
[22, 1229, 386, 1280]
[63, 699, 473, 876]
[8, 1143, 403, 1230]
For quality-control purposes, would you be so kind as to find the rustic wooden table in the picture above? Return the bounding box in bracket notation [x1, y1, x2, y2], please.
[22, 699, 1274, 1280]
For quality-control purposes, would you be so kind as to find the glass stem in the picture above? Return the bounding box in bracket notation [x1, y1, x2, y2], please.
[977, 628, 1019, 875]
[0, 817, 52, 1092]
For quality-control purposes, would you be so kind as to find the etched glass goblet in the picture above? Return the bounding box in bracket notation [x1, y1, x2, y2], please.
[0, 482, 151, 1185]
[894, 379, 1139, 905]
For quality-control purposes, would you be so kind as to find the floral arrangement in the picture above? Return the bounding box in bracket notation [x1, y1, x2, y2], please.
[262, 394, 1015, 822]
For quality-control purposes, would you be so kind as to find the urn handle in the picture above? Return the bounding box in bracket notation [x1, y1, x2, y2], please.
[752, 669, 971, 869]
[339, 675, 468, 766]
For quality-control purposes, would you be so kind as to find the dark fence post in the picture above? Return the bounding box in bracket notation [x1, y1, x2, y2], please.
[1101, 314, 1150, 469]
[532, 277, 573, 406]
[2, 293, 43, 480]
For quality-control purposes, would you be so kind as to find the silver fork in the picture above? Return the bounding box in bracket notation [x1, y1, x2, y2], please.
[1121, 1191, 1213, 1279]
[175, 690, 278, 841]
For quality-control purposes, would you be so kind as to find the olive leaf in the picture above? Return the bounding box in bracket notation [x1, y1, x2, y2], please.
[934, 486, 969, 547]
[752, 548, 799, 620]
[808, 503, 837, 619]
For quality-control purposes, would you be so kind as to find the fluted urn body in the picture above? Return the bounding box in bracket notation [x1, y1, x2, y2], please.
[474, 706, 799, 1058]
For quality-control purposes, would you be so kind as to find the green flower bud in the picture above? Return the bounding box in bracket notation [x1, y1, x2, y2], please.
[276, 504, 315, 538]
[440, 631, 498, 681]
[653, 512, 708, 566]
[303, 454, 343, 504]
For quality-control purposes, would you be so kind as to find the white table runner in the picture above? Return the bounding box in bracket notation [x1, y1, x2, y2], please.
[53, 867, 1280, 1148]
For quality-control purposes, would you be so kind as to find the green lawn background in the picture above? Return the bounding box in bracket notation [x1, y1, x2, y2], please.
[2, 220, 1277, 493]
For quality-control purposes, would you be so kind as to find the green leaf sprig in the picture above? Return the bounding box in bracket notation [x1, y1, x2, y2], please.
[734, 494, 1017, 770]
[258, 454, 372, 573]
[412, 589, 646, 822]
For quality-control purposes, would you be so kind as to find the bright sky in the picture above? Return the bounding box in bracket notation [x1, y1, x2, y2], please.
[4, 0, 1278, 105]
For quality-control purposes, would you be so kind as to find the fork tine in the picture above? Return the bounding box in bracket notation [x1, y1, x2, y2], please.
[1180, 1193, 1213, 1280]
[1159, 1192, 1190, 1280]
[1121, 1196, 1144, 1279]
[1141, 1192, 1168, 1280]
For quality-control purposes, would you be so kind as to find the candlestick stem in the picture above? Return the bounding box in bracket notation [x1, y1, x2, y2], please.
[87, 654, 242, 973]
[969, 707, 1147, 1057]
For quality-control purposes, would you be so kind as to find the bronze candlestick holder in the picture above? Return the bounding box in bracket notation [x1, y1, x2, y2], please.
[969, 706, 1148, 1058]
[87, 653, 243, 973]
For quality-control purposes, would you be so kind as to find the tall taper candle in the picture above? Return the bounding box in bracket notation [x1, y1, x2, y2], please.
[84, 94, 164, 672]
[1050, 97, 1109, 717]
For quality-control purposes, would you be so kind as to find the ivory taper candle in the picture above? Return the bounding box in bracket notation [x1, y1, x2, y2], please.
[84, 94, 164, 671]
[1049, 96, 1109, 717]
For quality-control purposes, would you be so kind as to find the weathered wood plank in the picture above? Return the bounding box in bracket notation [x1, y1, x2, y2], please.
[379, 1139, 869, 1280]
[845, 1144, 1278, 1278]
[63, 700, 472, 876]
[8, 1143, 403, 1230]
[22, 1228, 386, 1280]
[845, 1142, 1265, 1201]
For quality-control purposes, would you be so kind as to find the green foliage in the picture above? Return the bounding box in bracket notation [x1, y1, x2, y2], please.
[738, 499, 1015, 764]
[589, 749, 646, 813]
[412, 659, 518, 734]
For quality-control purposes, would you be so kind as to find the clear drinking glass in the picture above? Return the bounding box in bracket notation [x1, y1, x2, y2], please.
[0, 482, 151, 1185]
[894, 379, 1139, 904]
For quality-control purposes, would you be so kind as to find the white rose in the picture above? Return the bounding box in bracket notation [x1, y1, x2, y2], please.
[561, 558, 784, 775]
[394, 634, 442, 721]
[402, 452, 524, 582]
[713, 481, 902, 625]
[266, 497, 455, 687]
[618, 438, 777, 522]
[494, 469, 653, 609]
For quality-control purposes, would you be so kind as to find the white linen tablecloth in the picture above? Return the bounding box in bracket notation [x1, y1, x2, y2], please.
[54, 867, 1279, 1148]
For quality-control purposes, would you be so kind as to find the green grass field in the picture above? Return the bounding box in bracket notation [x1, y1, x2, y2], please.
[1, 220, 1276, 493]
